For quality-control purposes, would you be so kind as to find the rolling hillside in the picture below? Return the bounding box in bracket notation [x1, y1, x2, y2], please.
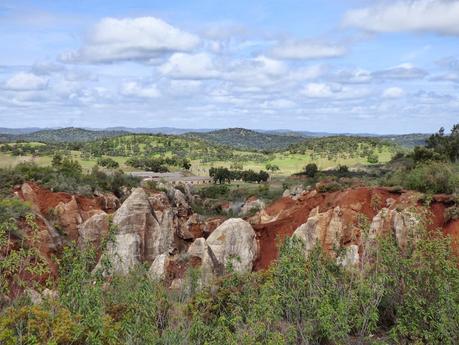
[0, 127, 128, 143]
[184, 128, 305, 151]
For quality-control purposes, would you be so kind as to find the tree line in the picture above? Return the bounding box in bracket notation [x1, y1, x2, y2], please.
[209, 167, 270, 184]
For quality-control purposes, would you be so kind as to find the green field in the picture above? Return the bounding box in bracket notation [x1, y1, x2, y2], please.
[191, 147, 395, 176]
[0, 147, 395, 176]
[0, 134, 398, 176]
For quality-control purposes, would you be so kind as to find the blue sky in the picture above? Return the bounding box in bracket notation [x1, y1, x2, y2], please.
[0, 0, 458, 133]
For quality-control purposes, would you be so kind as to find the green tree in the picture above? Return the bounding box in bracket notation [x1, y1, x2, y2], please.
[304, 163, 318, 177]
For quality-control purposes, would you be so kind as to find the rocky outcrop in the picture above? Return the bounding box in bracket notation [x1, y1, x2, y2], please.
[148, 253, 170, 281]
[282, 184, 306, 199]
[97, 185, 201, 275]
[240, 197, 265, 216]
[97, 233, 141, 274]
[206, 218, 259, 273]
[54, 197, 83, 240]
[78, 211, 109, 249]
[99, 188, 174, 274]
[293, 206, 343, 258]
[251, 187, 442, 270]
[170, 219, 260, 286]
[369, 208, 421, 250]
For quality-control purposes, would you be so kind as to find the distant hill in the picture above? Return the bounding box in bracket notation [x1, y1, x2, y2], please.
[102, 127, 214, 135]
[184, 128, 305, 151]
[0, 126, 431, 147]
[0, 127, 42, 135]
[378, 134, 429, 148]
[1, 127, 128, 143]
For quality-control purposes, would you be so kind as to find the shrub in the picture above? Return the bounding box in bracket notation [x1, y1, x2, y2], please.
[367, 153, 379, 164]
[392, 233, 459, 344]
[199, 184, 230, 199]
[317, 181, 343, 193]
[445, 206, 459, 223]
[97, 157, 119, 169]
[387, 162, 458, 194]
[304, 163, 318, 177]
[337, 165, 349, 174]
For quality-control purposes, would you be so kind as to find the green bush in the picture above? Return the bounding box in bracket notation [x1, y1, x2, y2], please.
[0, 163, 139, 197]
[2, 209, 459, 344]
[304, 163, 318, 177]
[97, 157, 120, 169]
[199, 184, 230, 199]
[386, 162, 458, 194]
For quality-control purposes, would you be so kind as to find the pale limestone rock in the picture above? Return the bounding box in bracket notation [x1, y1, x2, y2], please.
[293, 206, 343, 257]
[148, 253, 169, 281]
[54, 196, 83, 240]
[393, 210, 420, 250]
[98, 233, 141, 274]
[78, 211, 109, 249]
[241, 198, 265, 216]
[337, 245, 360, 267]
[206, 218, 258, 273]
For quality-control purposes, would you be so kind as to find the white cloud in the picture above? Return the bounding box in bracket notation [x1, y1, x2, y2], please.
[331, 68, 372, 84]
[431, 73, 459, 83]
[383, 87, 404, 98]
[288, 65, 325, 81]
[343, 0, 459, 35]
[31, 62, 66, 75]
[225, 55, 288, 87]
[301, 82, 370, 100]
[372, 63, 428, 80]
[261, 99, 296, 109]
[61, 17, 200, 63]
[3, 72, 49, 91]
[270, 40, 346, 60]
[167, 80, 203, 95]
[302, 83, 335, 98]
[121, 81, 160, 98]
[159, 53, 220, 79]
[253, 56, 287, 76]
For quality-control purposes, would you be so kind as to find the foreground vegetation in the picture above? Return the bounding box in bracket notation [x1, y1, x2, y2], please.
[0, 160, 139, 198]
[1, 217, 458, 345]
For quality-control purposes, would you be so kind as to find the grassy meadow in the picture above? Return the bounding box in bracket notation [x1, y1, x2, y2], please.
[0, 133, 399, 176]
[0, 148, 395, 176]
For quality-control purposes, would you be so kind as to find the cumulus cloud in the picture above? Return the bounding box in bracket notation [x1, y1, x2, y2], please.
[301, 82, 370, 100]
[414, 90, 455, 104]
[159, 53, 220, 79]
[121, 81, 160, 98]
[31, 62, 66, 75]
[431, 73, 459, 83]
[301, 83, 335, 98]
[167, 80, 203, 95]
[225, 55, 288, 87]
[330, 68, 372, 84]
[61, 17, 200, 63]
[3, 72, 49, 91]
[383, 87, 404, 98]
[372, 63, 428, 80]
[270, 40, 346, 60]
[261, 99, 296, 109]
[343, 0, 459, 35]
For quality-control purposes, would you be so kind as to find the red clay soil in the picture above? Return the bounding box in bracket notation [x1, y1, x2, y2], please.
[251, 187, 459, 271]
[165, 256, 202, 286]
[14, 182, 115, 215]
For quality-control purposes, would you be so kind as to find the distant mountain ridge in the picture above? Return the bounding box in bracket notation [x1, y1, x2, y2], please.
[0, 126, 430, 148]
[0, 127, 128, 143]
[184, 128, 306, 151]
